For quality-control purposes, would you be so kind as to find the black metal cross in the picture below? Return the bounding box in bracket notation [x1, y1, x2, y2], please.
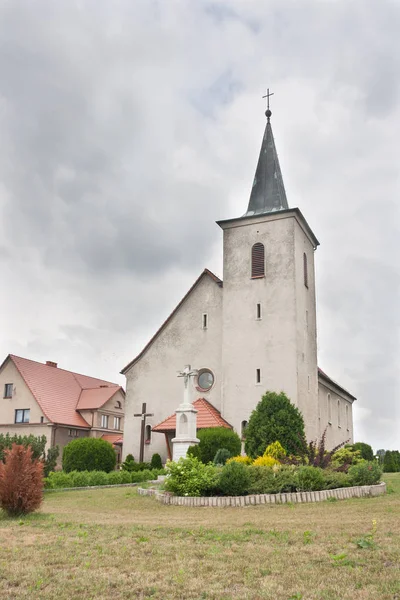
[262, 88, 274, 110]
[134, 402, 154, 463]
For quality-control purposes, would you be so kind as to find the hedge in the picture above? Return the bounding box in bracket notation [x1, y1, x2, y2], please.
[62, 438, 116, 473]
[44, 468, 165, 489]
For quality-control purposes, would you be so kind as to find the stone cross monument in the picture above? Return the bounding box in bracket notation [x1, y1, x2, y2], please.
[171, 365, 200, 462]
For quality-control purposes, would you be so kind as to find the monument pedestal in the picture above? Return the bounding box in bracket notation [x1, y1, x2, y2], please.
[171, 366, 200, 462]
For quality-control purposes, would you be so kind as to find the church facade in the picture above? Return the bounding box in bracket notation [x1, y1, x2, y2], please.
[122, 108, 356, 462]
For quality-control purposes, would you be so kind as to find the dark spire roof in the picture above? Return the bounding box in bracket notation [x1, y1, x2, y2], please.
[245, 111, 288, 216]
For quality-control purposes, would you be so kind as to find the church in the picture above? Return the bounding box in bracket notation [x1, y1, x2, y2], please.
[121, 102, 356, 462]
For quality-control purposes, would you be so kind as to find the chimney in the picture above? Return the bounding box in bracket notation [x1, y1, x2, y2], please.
[46, 361, 58, 368]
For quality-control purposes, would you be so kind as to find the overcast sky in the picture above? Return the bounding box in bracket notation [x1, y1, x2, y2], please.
[0, 0, 399, 451]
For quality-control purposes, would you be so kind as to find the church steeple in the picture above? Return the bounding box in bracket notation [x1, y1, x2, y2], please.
[245, 95, 288, 216]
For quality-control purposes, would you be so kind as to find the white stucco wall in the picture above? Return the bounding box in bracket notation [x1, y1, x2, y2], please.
[220, 211, 319, 438]
[318, 378, 354, 448]
[0, 360, 47, 426]
[123, 273, 223, 461]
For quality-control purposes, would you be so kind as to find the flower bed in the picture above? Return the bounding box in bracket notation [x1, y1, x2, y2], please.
[138, 481, 387, 506]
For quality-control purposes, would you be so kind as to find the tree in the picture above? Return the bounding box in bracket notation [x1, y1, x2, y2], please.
[187, 428, 241, 464]
[0, 444, 43, 516]
[351, 442, 374, 462]
[383, 450, 399, 473]
[62, 438, 116, 473]
[244, 391, 306, 458]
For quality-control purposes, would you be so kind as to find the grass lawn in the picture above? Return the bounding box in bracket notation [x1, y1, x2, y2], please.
[0, 475, 399, 600]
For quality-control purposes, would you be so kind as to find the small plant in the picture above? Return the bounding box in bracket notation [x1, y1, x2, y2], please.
[356, 519, 377, 550]
[43, 446, 60, 477]
[0, 444, 44, 516]
[264, 441, 286, 460]
[62, 438, 116, 473]
[303, 429, 349, 470]
[213, 448, 232, 466]
[348, 461, 382, 486]
[121, 454, 136, 472]
[164, 456, 218, 497]
[303, 530, 314, 545]
[253, 455, 279, 467]
[295, 466, 325, 491]
[219, 461, 250, 496]
[227, 455, 252, 465]
[150, 453, 163, 469]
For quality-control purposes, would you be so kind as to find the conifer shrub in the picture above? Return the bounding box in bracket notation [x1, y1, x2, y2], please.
[187, 428, 241, 464]
[245, 391, 306, 458]
[295, 466, 325, 491]
[150, 453, 163, 469]
[331, 447, 362, 471]
[121, 454, 136, 471]
[0, 444, 44, 516]
[264, 441, 287, 460]
[348, 461, 382, 486]
[253, 455, 279, 467]
[218, 461, 250, 496]
[248, 466, 277, 494]
[227, 455, 253, 465]
[213, 448, 232, 466]
[44, 446, 60, 476]
[62, 438, 116, 473]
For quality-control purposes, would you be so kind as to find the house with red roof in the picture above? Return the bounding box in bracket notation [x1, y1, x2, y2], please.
[0, 355, 125, 464]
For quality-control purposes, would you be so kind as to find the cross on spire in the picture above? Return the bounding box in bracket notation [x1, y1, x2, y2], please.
[262, 88, 274, 121]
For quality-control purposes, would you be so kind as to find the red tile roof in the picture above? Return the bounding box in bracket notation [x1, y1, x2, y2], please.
[102, 434, 123, 446]
[4, 355, 123, 427]
[121, 269, 222, 374]
[152, 398, 232, 433]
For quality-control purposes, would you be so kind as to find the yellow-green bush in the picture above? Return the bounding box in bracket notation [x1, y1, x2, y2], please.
[264, 441, 286, 460]
[253, 455, 279, 467]
[227, 455, 253, 465]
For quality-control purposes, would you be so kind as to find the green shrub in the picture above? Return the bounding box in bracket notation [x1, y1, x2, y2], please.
[45, 471, 72, 489]
[218, 461, 250, 496]
[331, 447, 362, 470]
[69, 471, 91, 487]
[383, 450, 400, 473]
[88, 471, 109, 486]
[121, 454, 136, 472]
[119, 470, 133, 484]
[272, 466, 298, 493]
[351, 442, 374, 462]
[0, 433, 47, 462]
[248, 466, 277, 494]
[165, 456, 218, 497]
[245, 391, 306, 458]
[107, 471, 124, 485]
[322, 470, 350, 490]
[187, 428, 241, 464]
[62, 438, 116, 473]
[150, 453, 163, 469]
[44, 446, 60, 477]
[213, 449, 232, 466]
[295, 466, 325, 491]
[348, 461, 382, 486]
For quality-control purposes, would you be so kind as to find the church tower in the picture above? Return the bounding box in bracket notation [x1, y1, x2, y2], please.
[218, 102, 320, 442]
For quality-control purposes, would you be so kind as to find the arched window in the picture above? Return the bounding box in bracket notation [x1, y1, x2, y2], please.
[337, 400, 341, 427]
[145, 424, 152, 444]
[328, 394, 332, 424]
[241, 420, 248, 440]
[251, 243, 265, 278]
[303, 253, 308, 288]
[115, 400, 122, 409]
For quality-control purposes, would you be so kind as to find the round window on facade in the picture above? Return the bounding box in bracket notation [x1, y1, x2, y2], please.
[197, 369, 214, 392]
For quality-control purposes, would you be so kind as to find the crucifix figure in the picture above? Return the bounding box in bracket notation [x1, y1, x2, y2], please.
[262, 87, 274, 120]
[134, 402, 154, 463]
[177, 364, 198, 407]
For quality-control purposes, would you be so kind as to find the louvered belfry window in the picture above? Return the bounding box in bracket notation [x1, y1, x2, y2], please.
[251, 243, 265, 278]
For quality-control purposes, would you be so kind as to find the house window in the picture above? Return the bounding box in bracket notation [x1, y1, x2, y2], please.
[346, 405, 349, 431]
[256, 303, 262, 319]
[15, 409, 30, 423]
[145, 424, 152, 444]
[4, 383, 13, 398]
[337, 400, 341, 428]
[202, 313, 208, 329]
[251, 243, 265, 278]
[196, 369, 214, 392]
[114, 416, 121, 430]
[303, 253, 308, 288]
[115, 400, 122, 409]
[328, 394, 332, 424]
[68, 429, 79, 437]
[256, 369, 261, 384]
[101, 414, 109, 428]
[241, 420, 248, 440]
[40, 416, 44, 424]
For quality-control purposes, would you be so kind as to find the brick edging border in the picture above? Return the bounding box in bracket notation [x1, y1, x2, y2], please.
[137, 481, 386, 506]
